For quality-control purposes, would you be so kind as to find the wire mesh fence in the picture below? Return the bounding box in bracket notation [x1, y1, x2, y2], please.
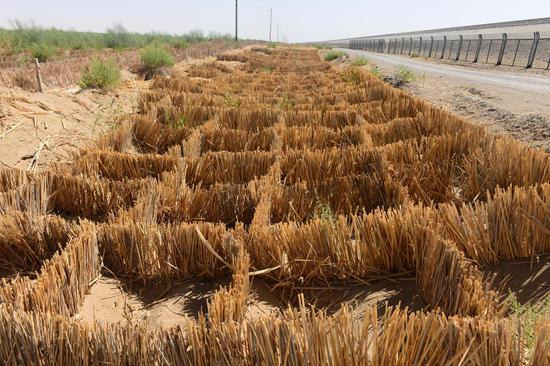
[341, 32, 549, 70]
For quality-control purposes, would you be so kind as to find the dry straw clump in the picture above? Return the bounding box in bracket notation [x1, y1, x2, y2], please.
[0, 47, 549, 364]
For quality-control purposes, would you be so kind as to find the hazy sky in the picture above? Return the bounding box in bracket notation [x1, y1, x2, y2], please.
[2, 0, 550, 43]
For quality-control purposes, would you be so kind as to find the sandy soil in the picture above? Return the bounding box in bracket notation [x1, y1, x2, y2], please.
[0, 52, 247, 171]
[247, 276, 427, 323]
[75, 275, 426, 330]
[298, 277, 427, 316]
[77, 276, 284, 329]
[0, 75, 146, 170]
[482, 255, 550, 306]
[75, 276, 230, 329]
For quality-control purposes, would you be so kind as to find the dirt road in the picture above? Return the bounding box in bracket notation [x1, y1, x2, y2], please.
[342, 49, 550, 151]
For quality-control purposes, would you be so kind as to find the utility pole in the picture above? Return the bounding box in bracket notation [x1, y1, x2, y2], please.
[277, 23, 279, 43]
[269, 8, 272, 42]
[235, 0, 238, 42]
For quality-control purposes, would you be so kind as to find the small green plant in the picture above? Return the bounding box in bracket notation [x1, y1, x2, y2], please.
[163, 112, 186, 129]
[351, 56, 368, 66]
[410, 53, 420, 58]
[279, 94, 294, 110]
[342, 66, 363, 85]
[261, 66, 273, 73]
[173, 116, 186, 129]
[224, 92, 241, 108]
[370, 66, 381, 78]
[324, 50, 345, 61]
[394, 65, 417, 84]
[29, 43, 57, 62]
[267, 42, 277, 49]
[314, 199, 335, 223]
[140, 44, 175, 69]
[507, 292, 550, 354]
[80, 58, 121, 90]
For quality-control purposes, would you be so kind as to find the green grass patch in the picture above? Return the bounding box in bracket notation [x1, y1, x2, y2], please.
[80, 58, 121, 90]
[394, 65, 417, 84]
[324, 50, 345, 61]
[507, 292, 550, 355]
[140, 44, 175, 69]
[351, 56, 368, 66]
[30, 43, 58, 62]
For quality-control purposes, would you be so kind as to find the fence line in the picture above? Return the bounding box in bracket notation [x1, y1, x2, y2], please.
[328, 32, 550, 70]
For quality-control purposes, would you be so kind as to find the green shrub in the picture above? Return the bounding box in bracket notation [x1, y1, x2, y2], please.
[267, 42, 277, 49]
[313, 44, 331, 50]
[1, 21, 233, 54]
[410, 53, 420, 58]
[172, 39, 188, 49]
[394, 65, 417, 84]
[370, 66, 381, 78]
[80, 58, 121, 90]
[324, 50, 345, 61]
[140, 44, 175, 69]
[104, 23, 132, 49]
[352, 56, 368, 66]
[30, 43, 57, 62]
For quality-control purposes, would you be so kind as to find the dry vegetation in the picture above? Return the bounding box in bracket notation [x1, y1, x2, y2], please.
[0, 46, 549, 364]
[0, 41, 239, 91]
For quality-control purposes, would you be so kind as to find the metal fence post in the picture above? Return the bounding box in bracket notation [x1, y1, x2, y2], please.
[473, 34, 482, 63]
[455, 35, 463, 61]
[428, 36, 434, 57]
[408, 37, 413, 55]
[401, 38, 405, 54]
[496, 33, 507, 65]
[418, 37, 422, 54]
[526, 32, 540, 69]
[440, 36, 447, 59]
